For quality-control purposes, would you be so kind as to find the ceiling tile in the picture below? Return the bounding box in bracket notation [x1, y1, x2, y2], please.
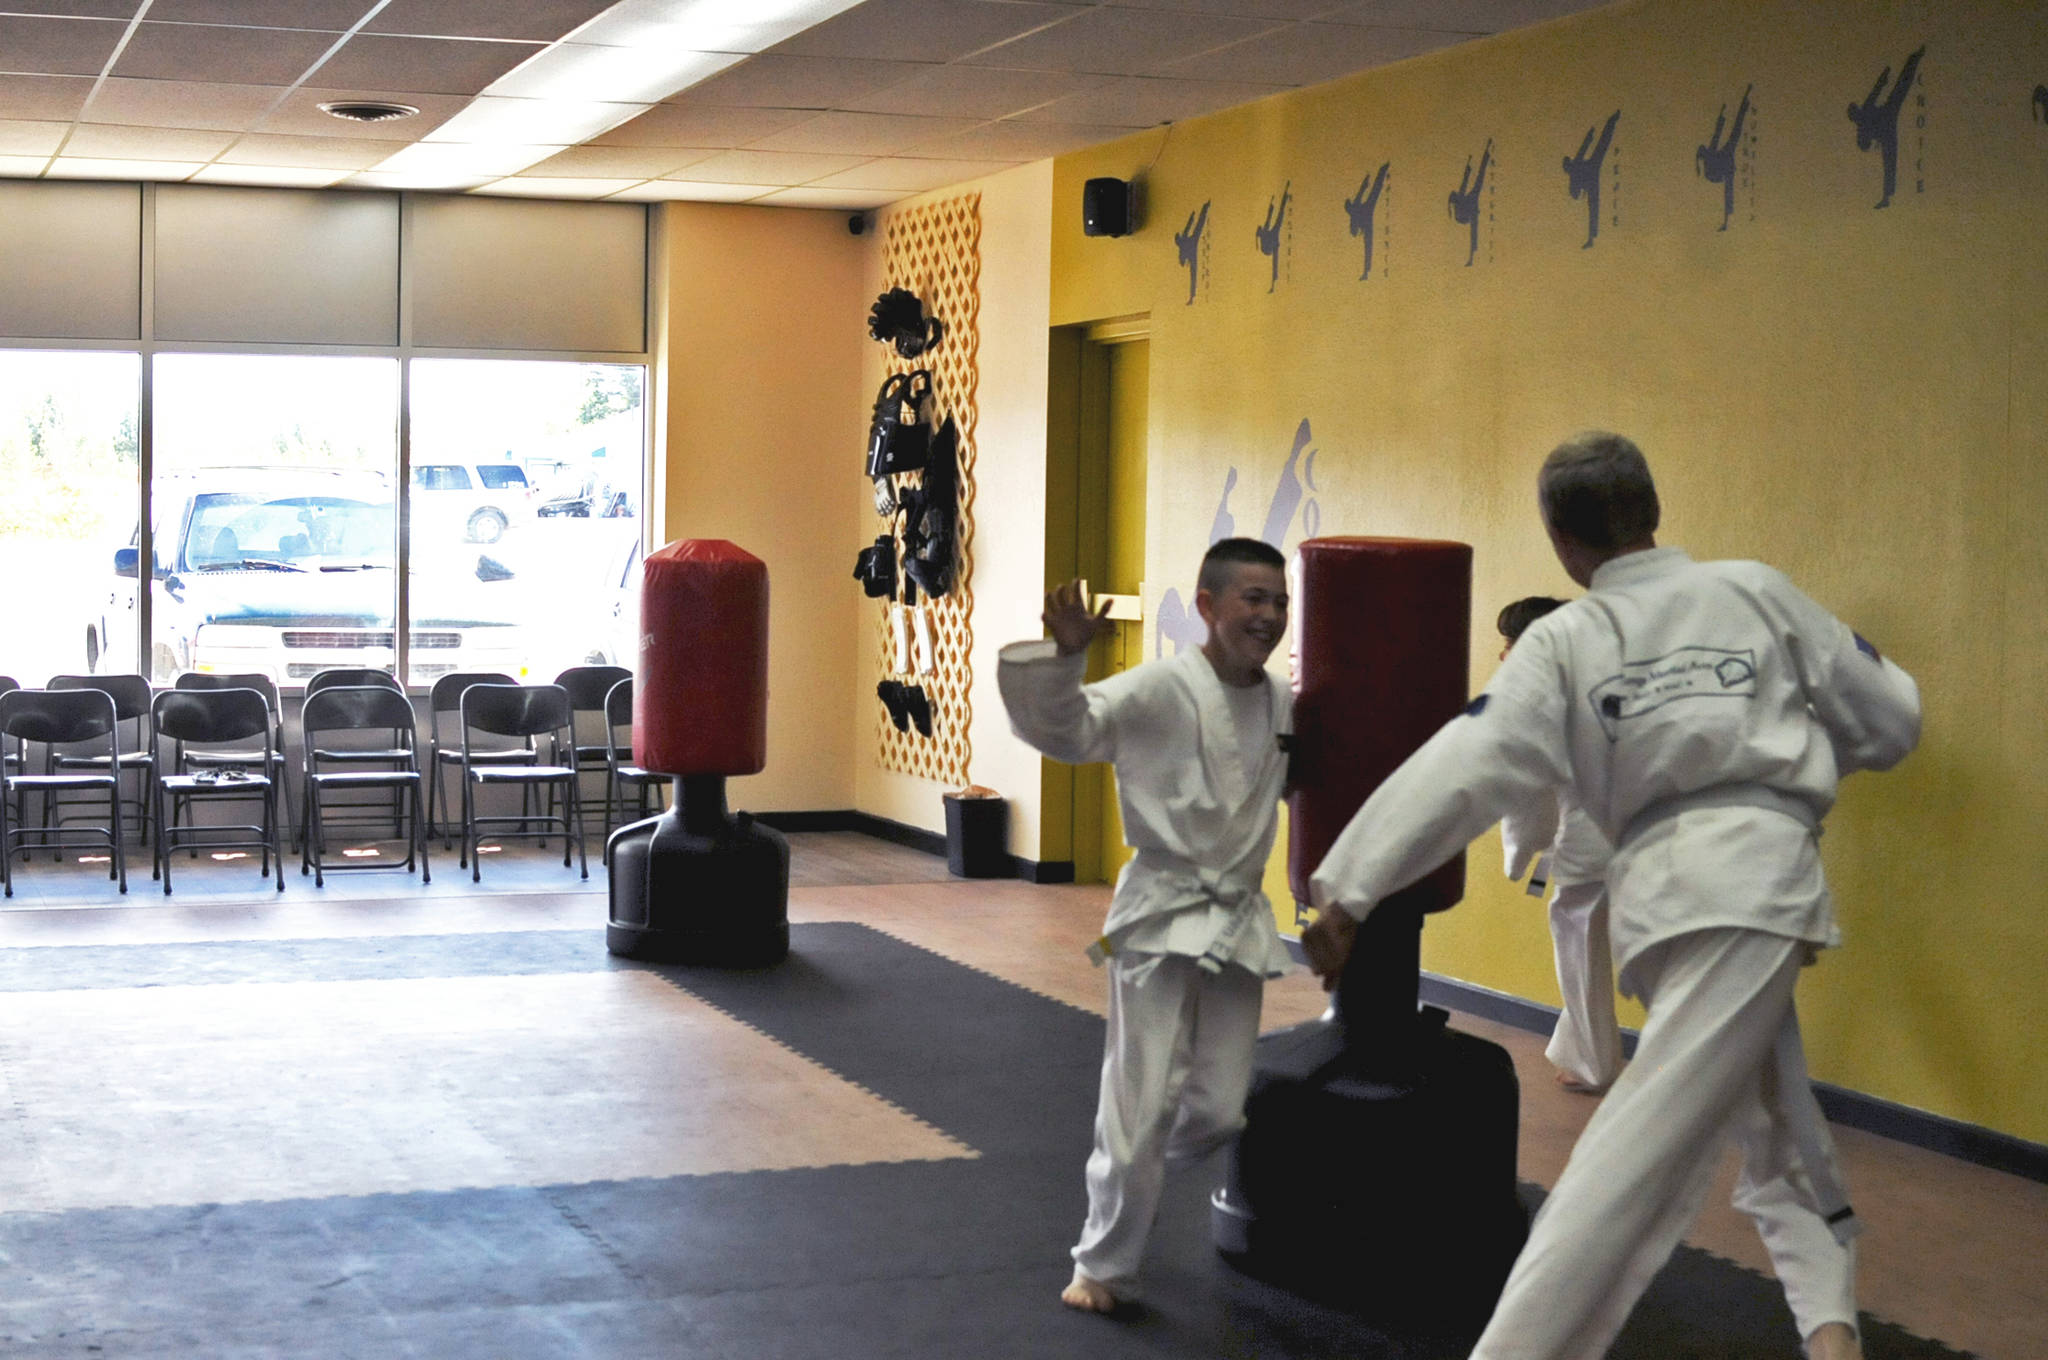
[343, 167, 491, 191]
[83, 78, 285, 132]
[0, 154, 53, 175]
[475, 175, 640, 197]
[0, 74, 94, 120]
[46, 156, 202, 180]
[1104, 0, 1354, 15]
[666, 54, 927, 111]
[769, 0, 1089, 65]
[62, 122, 237, 160]
[146, 1, 375, 27]
[1313, 0, 1589, 30]
[907, 117, 1138, 161]
[114, 21, 339, 86]
[191, 163, 351, 187]
[0, 15, 126, 75]
[1160, 21, 1466, 84]
[1014, 74, 1288, 125]
[608, 180, 781, 203]
[841, 62, 1112, 119]
[754, 186, 900, 210]
[257, 86, 467, 139]
[0, 118, 66, 155]
[809, 155, 1017, 192]
[517, 144, 707, 178]
[364, 0, 617, 43]
[0, 2, 137, 16]
[589, 103, 814, 149]
[658, 148, 867, 186]
[971, 6, 1281, 75]
[215, 132, 401, 169]
[314, 34, 542, 96]
[748, 110, 981, 157]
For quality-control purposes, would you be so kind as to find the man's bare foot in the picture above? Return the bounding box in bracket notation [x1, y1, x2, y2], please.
[1555, 1069, 1611, 1095]
[1061, 1271, 1118, 1314]
[1805, 1321, 1861, 1360]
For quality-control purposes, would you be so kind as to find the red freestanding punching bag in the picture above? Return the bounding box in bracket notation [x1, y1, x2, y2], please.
[607, 539, 788, 966]
[1287, 536, 1472, 919]
[636, 539, 770, 776]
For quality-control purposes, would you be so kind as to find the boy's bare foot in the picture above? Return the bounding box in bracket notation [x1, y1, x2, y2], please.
[1555, 1069, 1611, 1095]
[1061, 1271, 1118, 1314]
[1805, 1322, 1861, 1360]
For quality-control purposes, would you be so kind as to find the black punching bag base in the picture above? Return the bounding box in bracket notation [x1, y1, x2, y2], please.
[605, 776, 790, 967]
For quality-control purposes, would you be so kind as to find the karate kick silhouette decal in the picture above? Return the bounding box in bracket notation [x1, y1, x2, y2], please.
[1255, 183, 1292, 292]
[1345, 163, 1390, 280]
[1449, 141, 1492, 265]
[1175, 201, 1210, 305]
[1156, 420, 1319, 658]
[1563, 111, 1619, 248]
[1698, 85, 1752, 230]
[1849, 47, 1925, 208]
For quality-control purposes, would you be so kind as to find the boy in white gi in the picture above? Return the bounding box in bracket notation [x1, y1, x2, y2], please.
[998, 539, 1296, 1315]
[1496, 596, 1624, 1094]
[1303, 433, 1918, 1360]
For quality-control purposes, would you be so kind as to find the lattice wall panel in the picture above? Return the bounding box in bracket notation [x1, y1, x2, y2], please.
[872, 193, 979, 786]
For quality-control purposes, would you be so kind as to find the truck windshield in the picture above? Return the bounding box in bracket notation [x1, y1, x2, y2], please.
[187, 493, 393, 572]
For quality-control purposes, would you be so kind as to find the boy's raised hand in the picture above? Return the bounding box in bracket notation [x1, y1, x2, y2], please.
[1044, 579, 1114, 656]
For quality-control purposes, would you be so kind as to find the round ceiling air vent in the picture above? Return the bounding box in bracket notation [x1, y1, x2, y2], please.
[318, 100, 420, 124]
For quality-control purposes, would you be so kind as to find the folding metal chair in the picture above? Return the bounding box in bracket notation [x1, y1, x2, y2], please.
[553, 665, 630, 834]
[0, 687, 126, 896]
[459, 684, 586, 883]
[423, 671, 523, 849]
[48, 673, 154, 845]
[151, 687, 283, 894]
[600, 677, 663, 863]
[301, 685, 428, 888]
[173, 671, 296, 853]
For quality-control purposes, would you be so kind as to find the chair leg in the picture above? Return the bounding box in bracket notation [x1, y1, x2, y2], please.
[112, 779, 126, 895]
[465, 776, 480, 884]
[158, 780, 171, 896]
[571, 774, 588, 880]
[416, 779, 431, 885]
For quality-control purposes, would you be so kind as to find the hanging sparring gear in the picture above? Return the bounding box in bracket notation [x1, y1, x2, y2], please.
[852, 533, 896, 599]
[865, 369, 932, 478]
[867, 286, 945, 358]
[904, 415, 958, 598]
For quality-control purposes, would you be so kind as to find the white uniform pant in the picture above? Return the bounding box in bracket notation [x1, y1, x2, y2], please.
[1473, 928, 1858, 1359]
[1545, 880, 1624, 1089]
[1072, 952, 1263, 1290]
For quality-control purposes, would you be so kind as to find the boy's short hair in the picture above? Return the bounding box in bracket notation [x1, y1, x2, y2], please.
[1197, 537, 1286, 595]
[1497, 595, 1567, 643]
[1539, 431, 1660, 550]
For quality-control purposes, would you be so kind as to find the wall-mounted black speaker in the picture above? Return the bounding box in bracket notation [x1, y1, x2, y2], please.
[1082, 177, 1136, 237]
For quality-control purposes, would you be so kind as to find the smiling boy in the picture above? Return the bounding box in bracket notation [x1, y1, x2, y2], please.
[998, 538, 1296, 1314]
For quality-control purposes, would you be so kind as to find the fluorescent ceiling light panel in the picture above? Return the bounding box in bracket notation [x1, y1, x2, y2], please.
[425, 96, 646, 147]
[348, 168, 493, 192]
[377, 141, 567, 178]
[571, 0, 870, 55]
[491, 44, 746, 104]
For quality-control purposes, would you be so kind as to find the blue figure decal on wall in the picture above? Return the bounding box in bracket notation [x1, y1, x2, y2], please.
[1449, 141, 1491, 266]
[1175, 201, 1210, 305]
[1345, 163, 1389, 280]
[1848, 47, 1925, 208]
[1155, 421, 1320, 659]
[1256, 182, 1291, 292]
[1563, 111, 1619, 248]
[1697, 86, 1751, 230]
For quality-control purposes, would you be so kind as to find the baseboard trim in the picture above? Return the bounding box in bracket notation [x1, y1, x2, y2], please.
[751, 810, 1074, 884]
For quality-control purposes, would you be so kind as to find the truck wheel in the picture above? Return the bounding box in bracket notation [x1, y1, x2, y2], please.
[468, 509, 508, 544]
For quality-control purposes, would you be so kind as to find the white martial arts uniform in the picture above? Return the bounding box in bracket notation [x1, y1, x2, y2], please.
[1310, 547, 1919, 1357]
[1502, 793, 1622, 1090]
[999, 641, 1295, 1292]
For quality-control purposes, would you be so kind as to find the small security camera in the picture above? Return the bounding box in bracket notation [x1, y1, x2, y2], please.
[848, 213, 868, 236]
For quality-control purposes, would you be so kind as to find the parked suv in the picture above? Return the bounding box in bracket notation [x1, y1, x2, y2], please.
[410, 461, 533, 543]
[88, 467, 524, 685]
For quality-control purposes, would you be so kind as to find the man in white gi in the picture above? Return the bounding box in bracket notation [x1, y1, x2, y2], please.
[999, 538, 1296, 1315]
[1496, 596, 1624, 1095]
[1303, 433, 1918, 1360]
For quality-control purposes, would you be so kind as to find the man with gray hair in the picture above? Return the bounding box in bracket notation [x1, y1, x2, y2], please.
[1304, 432, 1919, 1360]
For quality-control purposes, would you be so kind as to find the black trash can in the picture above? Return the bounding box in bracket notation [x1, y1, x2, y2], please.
[943, 794, 1009, 878]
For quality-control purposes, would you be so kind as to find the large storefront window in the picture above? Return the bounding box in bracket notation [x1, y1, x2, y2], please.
[0, 351, 140, 686]
[149, 355, 401, 685]
[409, 360, 644, 686]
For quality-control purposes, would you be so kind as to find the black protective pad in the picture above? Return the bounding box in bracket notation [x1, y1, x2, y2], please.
[0, 923, 1973, 1359]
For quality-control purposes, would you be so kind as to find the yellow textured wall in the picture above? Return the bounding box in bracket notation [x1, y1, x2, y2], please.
[653, 203, 867, 811]
[1050, 0, 2048, 1143]
[855, 163, 1055, 840]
